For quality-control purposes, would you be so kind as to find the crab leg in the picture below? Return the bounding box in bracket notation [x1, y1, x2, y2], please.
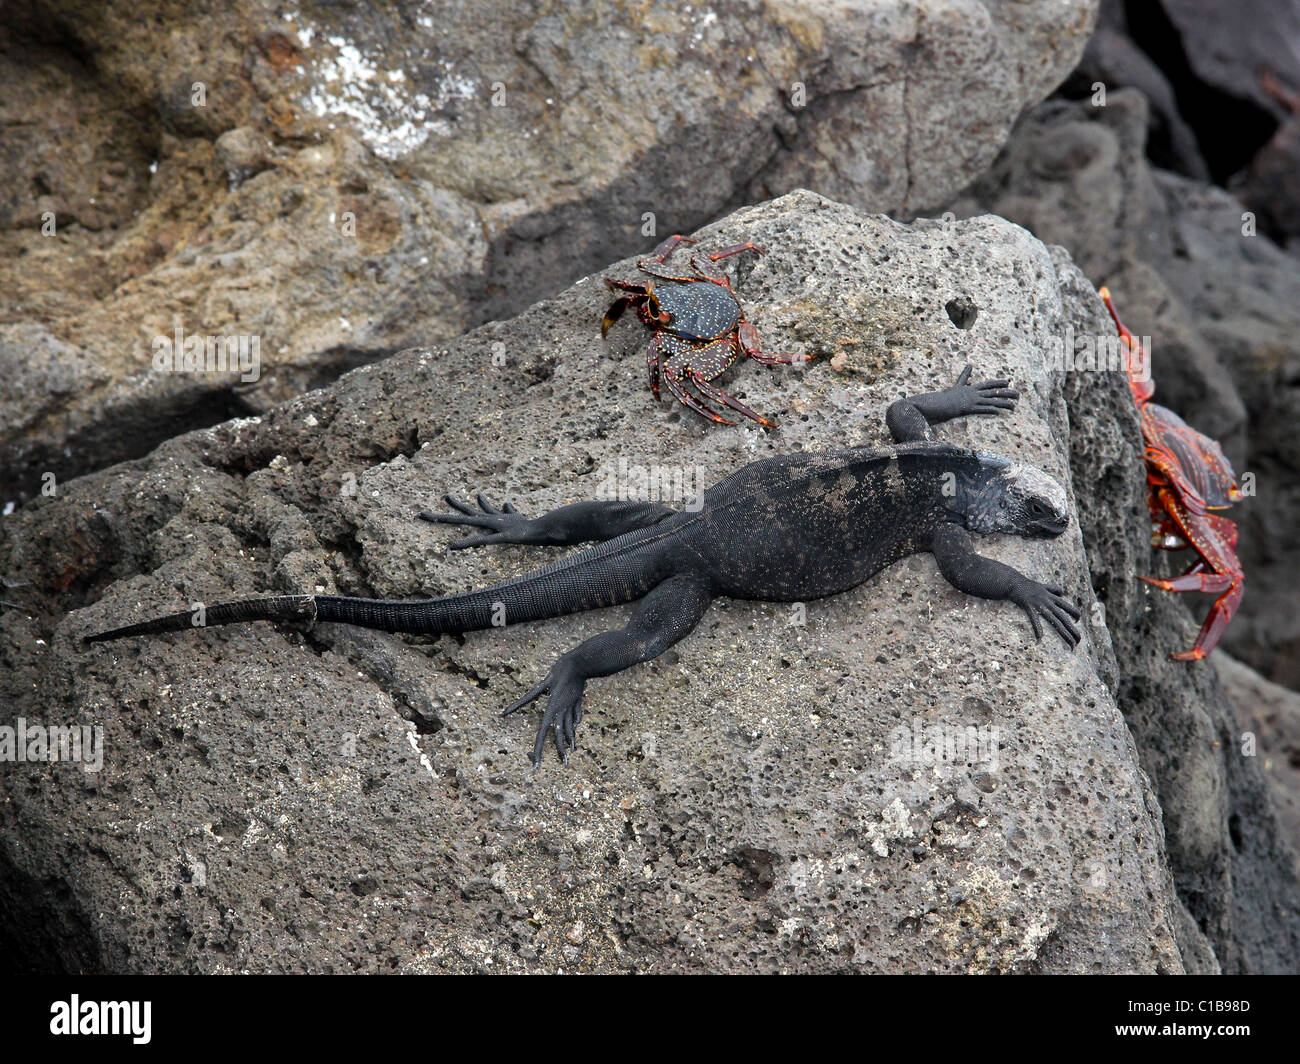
[1098, 286, 1155, 403]
[688, 244, 766, 285]
[738, 320, 807, 366]
[706, 241, 766, 262]
[662, 367, 736, 426]
[644, 333, 673, 398]
[639, 234, 709, 282]
[686, 369, 774, 428]
[1141, 572, 1238, 594]
[646, 234, 695, 263]
[1161, 579, 1244, 662]
[689, 255, 731, 284]
[602, 294, 641, 337]
[1139, 486, 1244, 660]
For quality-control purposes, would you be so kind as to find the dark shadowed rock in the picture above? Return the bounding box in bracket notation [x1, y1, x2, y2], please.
[1064, 0, 1208, 179]
[1157, 0, 1300, 119]
[0, 192, 1196, 973]
[1215, 653, 1300, 869]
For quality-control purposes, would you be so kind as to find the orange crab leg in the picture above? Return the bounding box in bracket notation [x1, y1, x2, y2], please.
[706, 242, 766, 262]
[687, 367, 774, 427]
[738, 320, 808, 366]
[1098, 286, 1155, 403]
[1139, 486, 1243, 660]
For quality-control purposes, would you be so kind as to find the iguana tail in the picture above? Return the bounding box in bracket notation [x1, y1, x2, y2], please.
[84, 533, 669, 643]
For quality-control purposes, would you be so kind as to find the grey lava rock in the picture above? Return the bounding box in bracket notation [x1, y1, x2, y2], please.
[0, 0, 1097, 502]
[0, 191, 1194, 973]
[951, 89, 1300, 690]
[1058, 255, 1300, 973]
[1214, 652, 1300, 871]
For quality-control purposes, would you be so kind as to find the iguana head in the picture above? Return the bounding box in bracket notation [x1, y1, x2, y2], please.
[959, 456, 1071, 537]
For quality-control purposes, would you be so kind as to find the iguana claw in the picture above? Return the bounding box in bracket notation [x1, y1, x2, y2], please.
[419, 493, 529, 549]
[502, 658, 585, 766]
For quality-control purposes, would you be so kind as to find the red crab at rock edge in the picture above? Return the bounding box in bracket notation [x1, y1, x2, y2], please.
[601, 234, 811, 427]
[1098, 286, 1245, 661]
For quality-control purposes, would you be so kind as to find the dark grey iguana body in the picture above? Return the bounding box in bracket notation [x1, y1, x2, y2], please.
[85, 368, 1081, 765]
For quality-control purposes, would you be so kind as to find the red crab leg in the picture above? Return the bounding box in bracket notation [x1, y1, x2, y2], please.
[706, 242, 766, 262]
[605, 277, 649, 293]
[738, 320, 809, 366]
[1139, 486, 1244, 660]
[662, 366, 736, 426]
[1156, 576, 1244, 661]
[645, 333, 673, 399]
[688, 244, 767, 285]
[646, 234, 695, 263]
[689, 255, 731, 284]
[687, 368, 774, 428]
[638, 261, 701, 283]
[1097, 287, 1155, 404]
[1141, 572, 1238, 594]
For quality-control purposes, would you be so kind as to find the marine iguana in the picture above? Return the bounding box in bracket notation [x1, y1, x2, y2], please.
[85, 366, 1081, 765]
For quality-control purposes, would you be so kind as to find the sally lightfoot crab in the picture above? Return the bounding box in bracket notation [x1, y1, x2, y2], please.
[1099, 287, 1245, 661]
[602, 234, 810, 427]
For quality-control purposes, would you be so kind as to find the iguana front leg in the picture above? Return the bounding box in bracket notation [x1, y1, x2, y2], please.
[931, 523, 1081, 647]
[886, 365, 1019, 443]
[419, 494, 674, 549]
[502, 573, 714, 764]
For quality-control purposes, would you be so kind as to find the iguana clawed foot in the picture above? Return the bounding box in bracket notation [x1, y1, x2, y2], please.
[419, 494, 530, 549]
[940, 365, 1019, 418]
[501, 657, 585, 766]
[1009, 578, 1082, 647]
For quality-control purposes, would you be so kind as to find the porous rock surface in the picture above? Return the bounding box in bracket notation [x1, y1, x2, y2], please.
[1057, 255, 1300, 973]
[0, 0, 1097, 500]
[951, 89, 1300, 690]
[1213, 653, 1300, 884]
[1, 191, 1191, 973]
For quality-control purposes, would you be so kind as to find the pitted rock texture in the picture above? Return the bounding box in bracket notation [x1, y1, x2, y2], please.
[1215, 652, 1300, 871]
[0, 0, 1097, 502]
[0, 191, 1189, 974]
[952, 88, 1300, 692]
[1057, 251, 1300, 974]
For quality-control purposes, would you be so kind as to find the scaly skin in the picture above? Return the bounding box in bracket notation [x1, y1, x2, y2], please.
[84, 367, 1081, 765]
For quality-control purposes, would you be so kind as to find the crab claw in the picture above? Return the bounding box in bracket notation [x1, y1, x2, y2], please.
[602, 295, 637, 337]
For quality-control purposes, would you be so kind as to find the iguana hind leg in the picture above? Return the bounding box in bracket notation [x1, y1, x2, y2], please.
[502, 573, 714, 764]
[420, 495, 674, 549]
